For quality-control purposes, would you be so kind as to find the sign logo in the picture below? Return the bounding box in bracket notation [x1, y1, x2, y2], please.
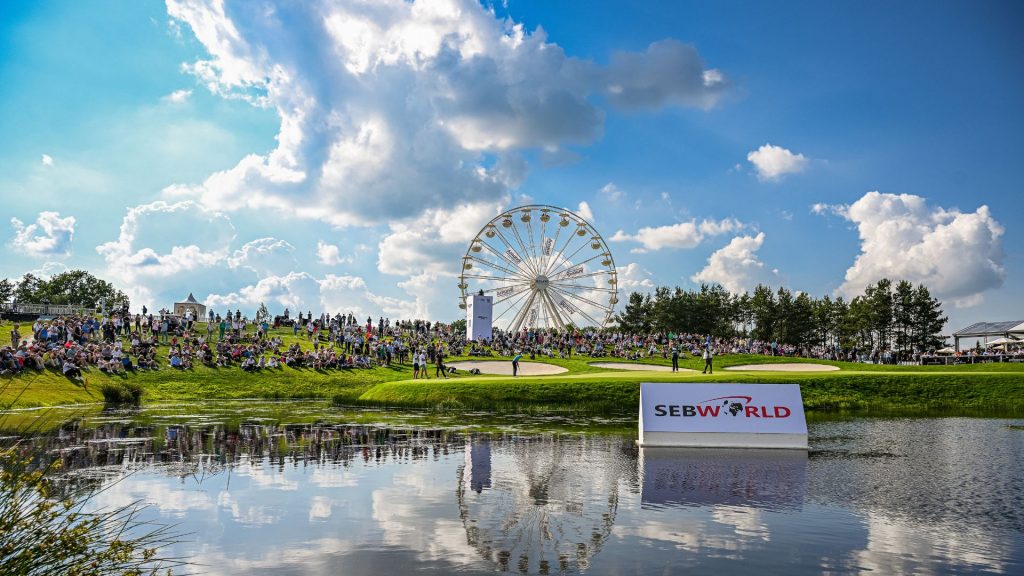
[652, 395, 793, 419]
[639, 383, 808, 448]
[504, 249, 522, 265]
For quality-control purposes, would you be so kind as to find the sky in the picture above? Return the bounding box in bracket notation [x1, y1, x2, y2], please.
[1, 0, 1021, 332]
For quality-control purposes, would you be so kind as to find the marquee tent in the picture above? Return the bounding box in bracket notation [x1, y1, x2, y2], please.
[952, 320, 1024, 351]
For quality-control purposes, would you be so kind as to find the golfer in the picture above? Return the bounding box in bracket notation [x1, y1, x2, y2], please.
[702, 345, 714, 374]
[512, 352, 522, 377]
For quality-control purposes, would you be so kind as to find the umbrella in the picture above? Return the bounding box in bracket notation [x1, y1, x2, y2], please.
[935, 347, 956, 355]
[986, 337, 1020, 347]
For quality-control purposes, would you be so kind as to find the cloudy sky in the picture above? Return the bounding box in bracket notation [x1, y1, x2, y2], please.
[2, 0, 1021, 330]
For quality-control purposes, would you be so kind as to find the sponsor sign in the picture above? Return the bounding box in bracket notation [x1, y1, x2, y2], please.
[542, 237, 553, 256]
[564, 265, 585, 278]
[496, 286, 516, 298]
[639, 383, 807, 449]
[504, 249, 522, 265]
[557, 299, 575, 313]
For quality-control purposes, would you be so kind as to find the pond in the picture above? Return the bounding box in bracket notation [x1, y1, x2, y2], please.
[5, 401, 1023, 575]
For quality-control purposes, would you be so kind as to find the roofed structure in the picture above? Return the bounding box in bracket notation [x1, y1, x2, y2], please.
[952, 320, 1024, 351]
[173, 293, 207, 320]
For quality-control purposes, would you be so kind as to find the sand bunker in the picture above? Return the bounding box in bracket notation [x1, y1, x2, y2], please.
[589, 362, 697, 373]
[447, 360, 567, 376]
[725, 363, 839, 372]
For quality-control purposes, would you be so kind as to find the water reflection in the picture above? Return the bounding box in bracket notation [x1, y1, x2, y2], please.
[3, 406, 1022, 575]
[639, 447, 807, 509]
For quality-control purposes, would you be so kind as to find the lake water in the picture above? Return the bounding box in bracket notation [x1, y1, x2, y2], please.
[6, 401, 1024, 575]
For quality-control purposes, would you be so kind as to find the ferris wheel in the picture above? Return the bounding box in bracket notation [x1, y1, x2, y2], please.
[458, 205, 618, 332]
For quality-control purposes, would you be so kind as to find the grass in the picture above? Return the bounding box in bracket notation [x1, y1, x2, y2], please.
[3, 321, 1023, 415]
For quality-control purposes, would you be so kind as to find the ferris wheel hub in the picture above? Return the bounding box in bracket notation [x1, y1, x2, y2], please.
[532, 275, 550, 290]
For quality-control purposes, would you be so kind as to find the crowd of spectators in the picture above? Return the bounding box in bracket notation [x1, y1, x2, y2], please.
[5, 308, 1022, 379]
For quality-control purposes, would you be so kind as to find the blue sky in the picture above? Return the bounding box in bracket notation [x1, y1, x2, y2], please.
[1, 0, 1021, 332]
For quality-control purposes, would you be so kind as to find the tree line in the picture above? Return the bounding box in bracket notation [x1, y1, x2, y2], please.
[0, 270, 130, 311]
[615, 279, 948, 356]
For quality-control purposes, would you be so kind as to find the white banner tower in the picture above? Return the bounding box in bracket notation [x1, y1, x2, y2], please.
[466, 293, 493, 342]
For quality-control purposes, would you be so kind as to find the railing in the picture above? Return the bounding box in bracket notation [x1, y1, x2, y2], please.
[920, 354, 1024, 365]
[0, 302, 96, 316]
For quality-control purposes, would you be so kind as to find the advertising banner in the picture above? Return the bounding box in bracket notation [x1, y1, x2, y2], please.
[639, 383, 808, 449]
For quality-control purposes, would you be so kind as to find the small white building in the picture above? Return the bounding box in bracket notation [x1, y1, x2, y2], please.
[173, 293, 206, 320]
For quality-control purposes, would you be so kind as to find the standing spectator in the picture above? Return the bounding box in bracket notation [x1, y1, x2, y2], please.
[435, 348, 447, 379]
[702, 345, 714, 374]
[671, 344, 679, 372]
[10, 324, 21, 348]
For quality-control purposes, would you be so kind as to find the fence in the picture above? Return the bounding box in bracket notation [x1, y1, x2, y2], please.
[920, 354, 1024, 366]
[0, 302, 96, 317]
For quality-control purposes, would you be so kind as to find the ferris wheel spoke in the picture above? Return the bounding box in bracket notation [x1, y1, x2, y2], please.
[550, 282, 618, 294]
[493, 226, 540, 278]
[540, 223, 562, 276]
[493, 285, 534, 307]
[548, 286, 604, 327]
[525, 218, 541, 264]
[466, 254, 531, 280]
[544, 228, 581, 277]
[550, 270, 611, 284]
[546, 252, 606, 281]
[540, 290, 568, 329]
[509, 223, 542, 277]
[509, 290, 540, 332]
[545, 239, 592, 278]
[477, 281, 530, 295]
[548, 284, 609, 312]
[493, 289, 534, 323]
[474, 241, 535, 282]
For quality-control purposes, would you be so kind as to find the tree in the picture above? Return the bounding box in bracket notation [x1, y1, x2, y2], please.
[256, 302, 270, 324]
[749, 284, 777, 342]
[616, 292, 653, 334]
[892, 280, 915, 358]
[0, 278, 13, 303]
[14, 274, 42, 303]
[10, 270, 130, 311]
[911, 284, 947, 352]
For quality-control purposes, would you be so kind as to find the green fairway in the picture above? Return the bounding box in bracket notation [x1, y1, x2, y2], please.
[3, 321, 1023, 415]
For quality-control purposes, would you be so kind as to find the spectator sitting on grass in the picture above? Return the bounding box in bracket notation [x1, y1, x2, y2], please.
[62, 358, 82, 379]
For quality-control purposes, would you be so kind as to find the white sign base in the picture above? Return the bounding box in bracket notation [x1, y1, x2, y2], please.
[638, 383, 808, 450]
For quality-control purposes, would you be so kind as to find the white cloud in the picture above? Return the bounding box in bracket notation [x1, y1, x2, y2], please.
[161, 89, 193, 104]
[691, 232, 781, 293]
[605, 39, 728, 110]
[205, 270, 422, 320]
[376, 201, 502, 277]
[95, 200, 235, 307]
[600, 182, 624, 201]
[833, 192, 1005, 307]
[316, 240, 351, 266]
[747, 143, 808, 182]
[228, 237, 296, 275]
[163, 0, 727, 226]
[29, 261, 69, 278]
[610, 217, 742, 253]
[41, 154, 54, 166]
[10, 211, 76, 258]
[576, 200, 594, 222]
[619, 262, 655, 290]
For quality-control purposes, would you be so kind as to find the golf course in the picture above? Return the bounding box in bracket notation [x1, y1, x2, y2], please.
[3, 322, 1023, 416]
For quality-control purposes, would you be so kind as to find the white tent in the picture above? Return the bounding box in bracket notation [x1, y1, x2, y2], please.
[935, 347, 956, 355]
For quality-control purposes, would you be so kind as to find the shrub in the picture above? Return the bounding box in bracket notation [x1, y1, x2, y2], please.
[100, 382, 144, 406]
[0, 443, 184, 575]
